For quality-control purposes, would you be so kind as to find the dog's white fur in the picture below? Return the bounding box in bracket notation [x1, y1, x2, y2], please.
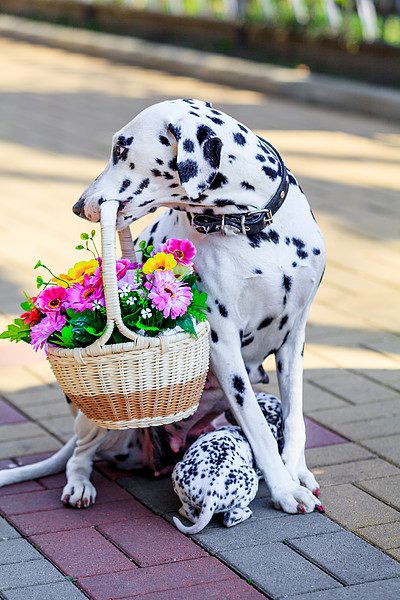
[0, 99, 325, 514]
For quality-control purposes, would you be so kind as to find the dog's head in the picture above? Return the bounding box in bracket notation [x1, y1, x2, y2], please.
[73, 99, 225, 229]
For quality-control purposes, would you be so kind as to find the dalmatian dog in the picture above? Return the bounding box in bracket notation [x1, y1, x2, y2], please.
[0, 99, 325, 515]
[172, 393, 283, 534]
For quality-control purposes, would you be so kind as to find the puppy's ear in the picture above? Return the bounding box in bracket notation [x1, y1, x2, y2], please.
[168, 122, 222, 199]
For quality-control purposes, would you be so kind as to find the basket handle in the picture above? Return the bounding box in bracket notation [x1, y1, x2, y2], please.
[88, 201, 168, 351]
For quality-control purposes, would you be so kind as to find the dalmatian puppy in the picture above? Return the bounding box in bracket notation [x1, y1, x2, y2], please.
[0, 99, 325, 515]
[172, 393, 283, 534]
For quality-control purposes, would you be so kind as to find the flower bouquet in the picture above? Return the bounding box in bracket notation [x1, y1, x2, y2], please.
[1, 203, 210, 429]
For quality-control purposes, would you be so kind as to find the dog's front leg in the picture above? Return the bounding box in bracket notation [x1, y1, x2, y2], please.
[275, 317, 319, 497]
[210, 340, 321, 514]
[62, 412, 110, 508]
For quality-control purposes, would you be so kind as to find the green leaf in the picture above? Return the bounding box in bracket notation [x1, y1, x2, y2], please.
[75, 245, 84, 250]
[0, 320, 31, 343]
[34, 260, 42, 269]
[36, 275, 44, 288]
[91, 229, 96, 237]
[176, 315, 197, 337]
[20, 301, 31, 312]
[80, 233, 89, 240]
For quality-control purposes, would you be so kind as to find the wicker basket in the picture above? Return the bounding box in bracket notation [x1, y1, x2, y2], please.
[47, 201, 210, 429]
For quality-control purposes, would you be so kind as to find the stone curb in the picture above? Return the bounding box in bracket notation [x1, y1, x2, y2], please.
[0, 14, 399, 123]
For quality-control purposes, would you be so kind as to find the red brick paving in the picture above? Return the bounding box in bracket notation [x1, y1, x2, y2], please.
[0, 397, 28, 425]
[31, 527, 138, 577]
[98, 516, 208, 567]
[129, 579, 268, 600]
[78, 557, 239, 600]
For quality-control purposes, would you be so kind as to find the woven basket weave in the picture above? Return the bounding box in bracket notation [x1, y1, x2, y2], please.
[47, 201, 210, 429]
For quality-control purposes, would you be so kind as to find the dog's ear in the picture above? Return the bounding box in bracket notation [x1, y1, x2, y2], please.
[168, 123, 222, 199]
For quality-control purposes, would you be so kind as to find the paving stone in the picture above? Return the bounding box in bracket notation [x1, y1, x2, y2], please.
[0, 479, 44, 497]
[363, 434, 400, 466]
[322, 483, 400, 529]
[0, 435, 62, 460]
[0, 518, 21, 540]
[0, 538, 42, 564]
[0, 367, 44, 393]
[307, 398, 400, 429]
[287, 577, 400, 600]
[333, 417, 400, 441]
[358, 475, 400, 510]
[98, 515, 208, 567]
[303, 381, 349, 412]
[0, 422, 48, 442]
[219, 541, 341, 599]
[387, 548, 400, 561]
[118, 474, 181, 515]
[1, 384, 66, 408]
[305, 443, 373, 469]
[305, 417, 347, 448]
[356, 521, 400, 550]
[312, 371, 396, 404]
[0, 558, 65, 590]
[311, 457, 400, 487]
[2, 581, 89, 600]
[31, 527, 137, 577]
[10, 498, 153, 535]
[289, 530, 400, 585]
[192, 512, 342, 553]
[0, 397, 28, 425]
[78, 557, 237, 600]
[39, 415, 74, 443]
[129, 579, 268, 599]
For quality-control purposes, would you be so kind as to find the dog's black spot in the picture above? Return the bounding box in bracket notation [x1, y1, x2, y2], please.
[118, 135, 133, 146]
[147, 236, 154, 247]
[235, 394, 244, 406]
[218, 303, 228, 318]
[183, 138, 195, 152]
[129, 163, 135, 170]
[197, 124, 215, 144]
[292, 261, 298, 268]
[98, 198, 105, 205]
[163, 171, 174, 180]
[238, 124, 248, 133]
[114, 453, 129, 462]
[209, 173, 228, 190]
[189, 111, 200, 117]
[281, 331, 290, 346]
[214, 199, 235, 207]
[162, 236, 167, 244]
[258, 316, 273, 330]
[283, 275, 292, 293]
[169, 183, 179, 189]
[285, 237, 290, 245]
[279, 315, 288, 330]
[277, 361, 283, 373]
[233, 132, 246, 146]
[138, 198, 155, 208]
[228, 154, 236, 163]
[288, 173, 297, 186]
[168, 123, 182, 140]
[211, 329, 219, 343]
[292, 237, 308, 259]
[155, 158, 164, 165]
[262, 166, 278, 180]
[150, 221, 159, 234]
[313, 248, 321, 255]
[178, 159, 198, 183]
[253, 268, 263, 274]
[148, 207, 157, 214]
[159, 135, 170, 146]
[301, 342, 305, 357]
[207, 115, 224, 125]
[203, 138, 222, 170]
[268, 156, 276, 164]
[256, 153, 266, 162]
[134, 178, 150, 196]
[241, 181, 255, 191]
[151, 169, 162, 177]
[233, 375, 246, 394]
[119, 179, 131, 193]
[241, 336, 254, 348]
[269, 230, 280, 244]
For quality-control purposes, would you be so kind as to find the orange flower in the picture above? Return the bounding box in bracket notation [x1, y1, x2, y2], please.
[53, 259, 99, 288]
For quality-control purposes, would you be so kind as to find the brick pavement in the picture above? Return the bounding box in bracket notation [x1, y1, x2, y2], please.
[0, 24, 399, 599]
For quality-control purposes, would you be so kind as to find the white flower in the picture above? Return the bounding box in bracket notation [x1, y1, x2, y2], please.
[126, 296, 136, 306]
[92, 300, 103, 310]
[141, 308, 152, 319]
[119, 284, 132, 298]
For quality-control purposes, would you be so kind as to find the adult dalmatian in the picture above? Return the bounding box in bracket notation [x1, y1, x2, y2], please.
[0, 99, 325, 514]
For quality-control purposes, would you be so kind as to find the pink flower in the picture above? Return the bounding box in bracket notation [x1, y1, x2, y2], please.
[66, 274, 105, 312]
[35, 286, 67, 314]
[90, 259, 131, 287]
[30, 313, 66, 351]
[118, 268, 140, 292]
[146, 270, 192, 319]
[163, 239, 196, 266]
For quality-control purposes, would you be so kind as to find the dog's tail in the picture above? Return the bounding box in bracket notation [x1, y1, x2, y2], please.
[173, 501, 215, 534]
[0, 435, 77, 487]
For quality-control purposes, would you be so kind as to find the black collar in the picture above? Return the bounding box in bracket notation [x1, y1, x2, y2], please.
[190, 138, 288, 235]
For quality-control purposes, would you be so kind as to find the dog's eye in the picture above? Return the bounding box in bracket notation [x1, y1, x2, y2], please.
[114, 145, 122, 157]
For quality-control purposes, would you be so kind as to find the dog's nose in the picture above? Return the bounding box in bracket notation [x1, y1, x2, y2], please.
[72, 198, 84, 216]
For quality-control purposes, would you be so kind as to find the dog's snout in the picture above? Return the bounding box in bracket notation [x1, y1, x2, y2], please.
[73, 198, 84, 216]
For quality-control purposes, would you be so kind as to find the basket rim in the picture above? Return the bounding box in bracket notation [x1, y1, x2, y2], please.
[47, 319, 210, 360]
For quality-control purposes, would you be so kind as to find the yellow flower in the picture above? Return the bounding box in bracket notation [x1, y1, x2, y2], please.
[53, 259, 98, 288]
[142, 253, 177, 275]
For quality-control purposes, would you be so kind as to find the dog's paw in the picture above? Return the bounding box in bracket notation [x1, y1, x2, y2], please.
[61, 479, 96, 508]
[271, 482, 321, 514]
